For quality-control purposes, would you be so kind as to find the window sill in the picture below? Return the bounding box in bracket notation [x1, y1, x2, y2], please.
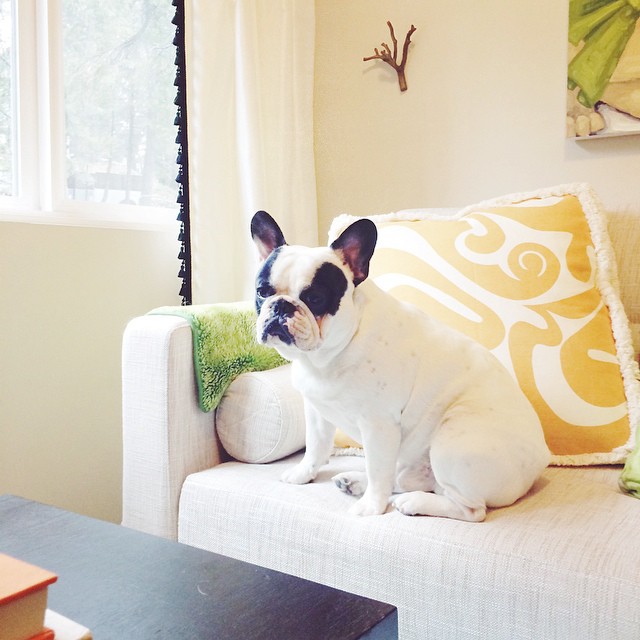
[0, 205, 179, 231]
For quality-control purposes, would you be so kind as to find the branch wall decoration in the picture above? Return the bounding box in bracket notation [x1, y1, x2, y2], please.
[363, 21, 417, 92]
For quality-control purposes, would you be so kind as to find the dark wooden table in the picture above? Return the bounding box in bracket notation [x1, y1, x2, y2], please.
[0, 495, 397, 639]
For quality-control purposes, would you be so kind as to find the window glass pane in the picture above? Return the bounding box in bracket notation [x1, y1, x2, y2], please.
[0, 0, 15, 197]
[62, 0, 177, 209]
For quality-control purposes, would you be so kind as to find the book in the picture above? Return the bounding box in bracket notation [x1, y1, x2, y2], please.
[25, 630, 54, 640]
[0, 553, 58, 640]
[44, 609, 92, 640]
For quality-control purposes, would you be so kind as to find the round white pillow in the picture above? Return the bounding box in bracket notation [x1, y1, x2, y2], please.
[215, 364, 305, 463]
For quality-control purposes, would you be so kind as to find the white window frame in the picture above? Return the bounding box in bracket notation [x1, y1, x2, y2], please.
[0, 0, 177, 230]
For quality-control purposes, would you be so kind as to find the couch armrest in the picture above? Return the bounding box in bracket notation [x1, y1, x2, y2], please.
[121, 315, 225, 539]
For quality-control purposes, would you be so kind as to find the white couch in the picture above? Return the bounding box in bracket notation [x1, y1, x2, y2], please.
[122, 206, 640, 640]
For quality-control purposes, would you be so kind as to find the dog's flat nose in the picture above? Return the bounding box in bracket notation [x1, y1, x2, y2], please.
[260, 297, 297, 345]
[273, 298, 296, 317]
[270, 319, 293, 343]
[263, 316, 294, 345]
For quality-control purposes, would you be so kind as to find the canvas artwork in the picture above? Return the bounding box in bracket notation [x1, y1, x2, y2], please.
[567, 0, 640, 138]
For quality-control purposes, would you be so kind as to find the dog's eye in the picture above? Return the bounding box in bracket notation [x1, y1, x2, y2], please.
[302, 289, 325, 310]
[256, 285, 274, 299]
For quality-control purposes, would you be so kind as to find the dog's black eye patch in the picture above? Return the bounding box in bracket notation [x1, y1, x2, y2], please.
[255, 248, 281, 313]
[301, 263, 347, 317]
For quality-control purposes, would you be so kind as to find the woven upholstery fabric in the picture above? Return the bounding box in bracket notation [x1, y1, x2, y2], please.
[179, 454, 640, 640]
[608, 210, 640, 325]
[122, 315, 221, 540]
[608, 208, 640, 353]
[216, 364, 305, 463]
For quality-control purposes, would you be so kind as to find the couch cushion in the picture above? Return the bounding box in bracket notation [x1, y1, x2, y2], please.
[330, 184, 640, 466]
[607, 210, 640, 328]
[215, 364, 305, 463]
[179, 454, 640, 640]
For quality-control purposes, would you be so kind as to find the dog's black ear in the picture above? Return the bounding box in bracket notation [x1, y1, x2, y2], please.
[251, 211, 287, 261]
[330, 219, 377, 286]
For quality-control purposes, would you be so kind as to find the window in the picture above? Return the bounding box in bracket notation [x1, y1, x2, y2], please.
[0, 0, 178, 227]
[0, 0, 15, 197]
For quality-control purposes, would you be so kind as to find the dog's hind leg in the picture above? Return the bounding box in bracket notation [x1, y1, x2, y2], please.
[333, 471, 367, 496]
[391, 490, 486, 522]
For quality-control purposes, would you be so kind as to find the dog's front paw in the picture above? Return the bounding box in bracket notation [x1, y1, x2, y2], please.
[281, 462, 316, 485]
[348, 493, 389, 517]
[332, 471, 367, 497]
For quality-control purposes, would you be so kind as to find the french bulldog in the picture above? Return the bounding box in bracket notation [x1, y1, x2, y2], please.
[250, 210, 550, 521]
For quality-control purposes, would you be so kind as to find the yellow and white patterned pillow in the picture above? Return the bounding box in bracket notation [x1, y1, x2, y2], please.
[330, 184, 640, 465]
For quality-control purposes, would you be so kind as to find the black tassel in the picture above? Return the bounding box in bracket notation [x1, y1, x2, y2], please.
[173, 0, 191, 305]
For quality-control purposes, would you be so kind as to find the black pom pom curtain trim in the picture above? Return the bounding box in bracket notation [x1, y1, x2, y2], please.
[172, 0, 192, 305]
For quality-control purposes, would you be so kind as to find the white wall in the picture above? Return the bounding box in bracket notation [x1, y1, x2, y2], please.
[0, 222, 180, 522]
[314, 0, 640, 237]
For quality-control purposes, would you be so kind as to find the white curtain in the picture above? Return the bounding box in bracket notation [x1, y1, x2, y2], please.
[184, 0, 318, 303]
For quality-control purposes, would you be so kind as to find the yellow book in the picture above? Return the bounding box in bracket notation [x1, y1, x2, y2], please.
[0, 554, 57, 640]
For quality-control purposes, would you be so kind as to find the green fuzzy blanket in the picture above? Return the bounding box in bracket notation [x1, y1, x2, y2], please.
[150, 302, 287, 412]
[621, 438, 640, 499]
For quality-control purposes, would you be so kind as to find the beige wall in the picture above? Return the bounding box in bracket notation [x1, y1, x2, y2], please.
[0, 222, 180, 522]
[314, 1, 640, 238]
[3, 1, 639, 524]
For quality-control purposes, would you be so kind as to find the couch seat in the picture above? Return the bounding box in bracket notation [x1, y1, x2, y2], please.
[179, 453, 640, 640]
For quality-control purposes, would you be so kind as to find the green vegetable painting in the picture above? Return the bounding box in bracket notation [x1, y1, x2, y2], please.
[567, 0, 640, 137]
